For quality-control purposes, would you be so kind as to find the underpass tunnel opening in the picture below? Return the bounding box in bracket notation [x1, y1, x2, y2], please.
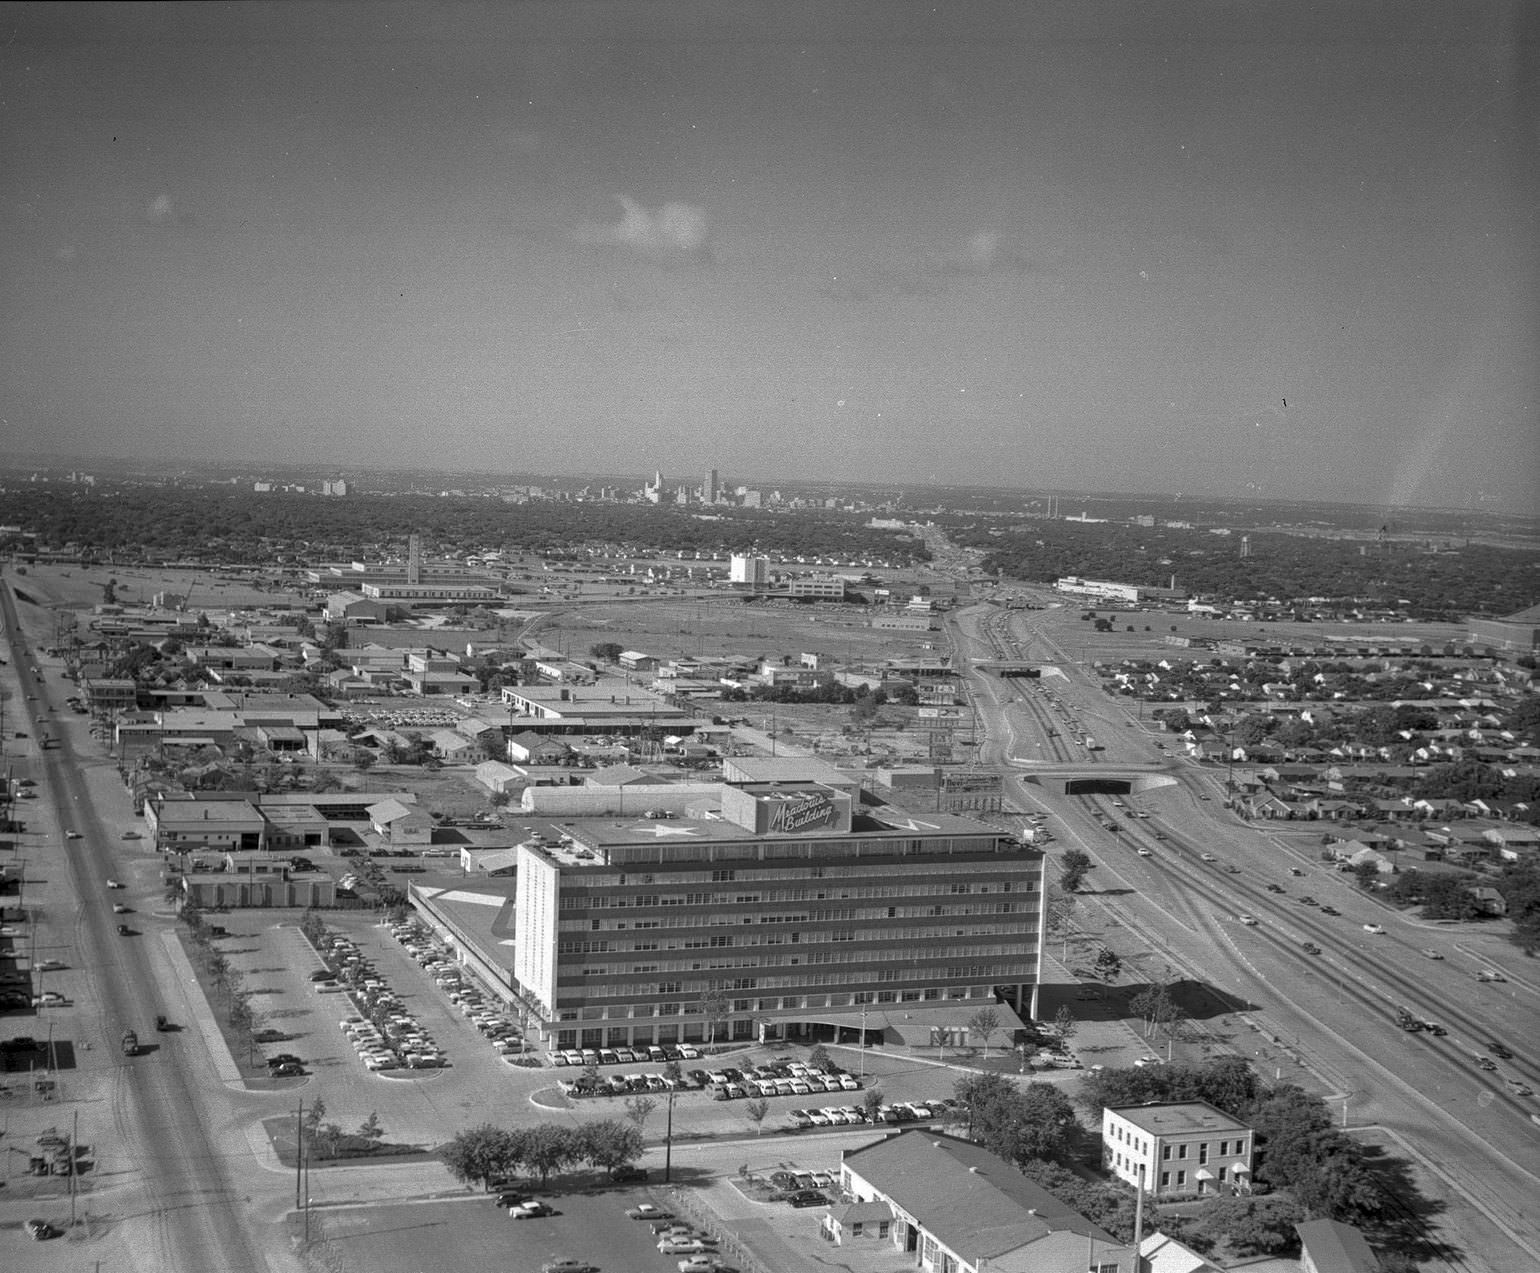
[1064, 777, 1133, 796]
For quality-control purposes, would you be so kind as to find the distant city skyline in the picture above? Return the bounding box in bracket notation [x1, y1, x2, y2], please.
[2, 2, 1536, 512]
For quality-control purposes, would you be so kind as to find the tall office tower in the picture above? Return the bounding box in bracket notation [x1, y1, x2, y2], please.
[703, 468, 718, 504]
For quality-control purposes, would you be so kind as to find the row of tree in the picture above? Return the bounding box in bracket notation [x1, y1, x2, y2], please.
[4, 487, 932, 568]
[439, 1120, 644, 1190]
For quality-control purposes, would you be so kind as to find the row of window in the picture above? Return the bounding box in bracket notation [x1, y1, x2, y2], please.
[602, 858, 1038, 886]
[566, 968, 1024, 999]
[568, 879, 1036, 907]
[549, 985, 1007, 1018]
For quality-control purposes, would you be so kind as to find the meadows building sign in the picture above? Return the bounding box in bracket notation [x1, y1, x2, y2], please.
[768, 793, 836, 833]
[721, 783, 854, 836]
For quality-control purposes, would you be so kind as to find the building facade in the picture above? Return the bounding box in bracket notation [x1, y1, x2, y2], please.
[512, 789, 1045, 1051]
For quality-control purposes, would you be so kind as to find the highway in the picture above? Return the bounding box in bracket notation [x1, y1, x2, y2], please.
[950, 596, 1540, 1271]
[1, 575, 273, 1272]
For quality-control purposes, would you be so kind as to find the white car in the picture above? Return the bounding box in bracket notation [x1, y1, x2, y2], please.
[112, 903, 130, 914]
[1136, 847, 1153, 857]
[1200, 852, 1217, 861]
[106, 879, 123, 889]
[1238, 914, 1258, 926]
[1362, 923, 1385, 935]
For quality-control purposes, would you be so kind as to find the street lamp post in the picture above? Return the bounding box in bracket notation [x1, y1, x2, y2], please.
[663, 1088, 675, 1184]
[859, 1004, 867, 1081]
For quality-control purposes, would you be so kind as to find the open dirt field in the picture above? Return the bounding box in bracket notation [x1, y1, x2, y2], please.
[531, 595, 941, 665]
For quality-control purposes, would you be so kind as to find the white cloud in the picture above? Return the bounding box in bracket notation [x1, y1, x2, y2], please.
[575, 195, 712, 265]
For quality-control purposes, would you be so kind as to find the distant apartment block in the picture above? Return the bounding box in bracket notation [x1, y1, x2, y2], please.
[729, 554, 769, 587]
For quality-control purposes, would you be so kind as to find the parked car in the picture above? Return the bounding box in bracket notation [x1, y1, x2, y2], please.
[1362, 924, 1385, 935]
[510, 1200, 553, 1218]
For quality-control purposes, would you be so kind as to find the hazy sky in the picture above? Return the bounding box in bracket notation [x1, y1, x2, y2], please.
[3, 1, 1536, 509]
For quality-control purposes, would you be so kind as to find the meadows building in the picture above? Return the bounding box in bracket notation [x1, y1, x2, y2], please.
[509, 783, 1045, 1053]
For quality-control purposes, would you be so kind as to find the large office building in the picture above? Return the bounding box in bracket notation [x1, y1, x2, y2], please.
[510, 779, 1045, 1053]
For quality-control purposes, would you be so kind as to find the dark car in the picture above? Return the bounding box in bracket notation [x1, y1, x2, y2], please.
[117, 924, 132, 936]
[1301, 942, 1322, 955]
[1489, 1041, 1514, 1060]
[1320, 905, 1340, 916]
[788, 1190, 829, 1208]
[25, 1218, 57, 1240]
[1298, 896, 1318, 906]
[253, 1028, 287, 1043]
[610, 1165, 648, 1183]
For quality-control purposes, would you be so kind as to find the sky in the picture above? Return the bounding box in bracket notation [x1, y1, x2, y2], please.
[2, 1, 1537, 510]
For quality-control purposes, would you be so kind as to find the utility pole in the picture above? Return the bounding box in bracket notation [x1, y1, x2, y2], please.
[294, 1102, 304, 1211]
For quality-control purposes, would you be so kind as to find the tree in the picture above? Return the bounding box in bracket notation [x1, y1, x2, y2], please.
[1190, 1196, 1306, 1256]
[953, 1072, 1077, 1167]
[1129, 983, 1177, 1037]
[318, 1122, 345, 1159]
[1059, 848, 1093, 893]
[968, 1007, 1001, 1058]
[808, 1043, 830, 1071]
[662, 1059, 683, 1086]
[590, 642, 624, 663]
[576, 1118, 643, 1176]
[521, 1123, 575, 1185]
[1094, 947, 1122, 981]
[744, 1098, 770, 1135]
[698, 988, 731, 1046]
[863, 1086, 885, 1124]
[1053, 1004, 1077, 1041]
[440, 1123, 519, 1191]
[1352, 859, 1380, 891]
[356, 1111, 384, 1150]
[624, 1095, 657, 1135]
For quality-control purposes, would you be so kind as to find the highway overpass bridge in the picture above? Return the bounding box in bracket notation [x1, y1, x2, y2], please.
[1008, 761, 1185, 796]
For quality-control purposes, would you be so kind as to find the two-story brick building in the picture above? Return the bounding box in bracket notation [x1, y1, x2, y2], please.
[1102, 1101, 1254, 1199]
